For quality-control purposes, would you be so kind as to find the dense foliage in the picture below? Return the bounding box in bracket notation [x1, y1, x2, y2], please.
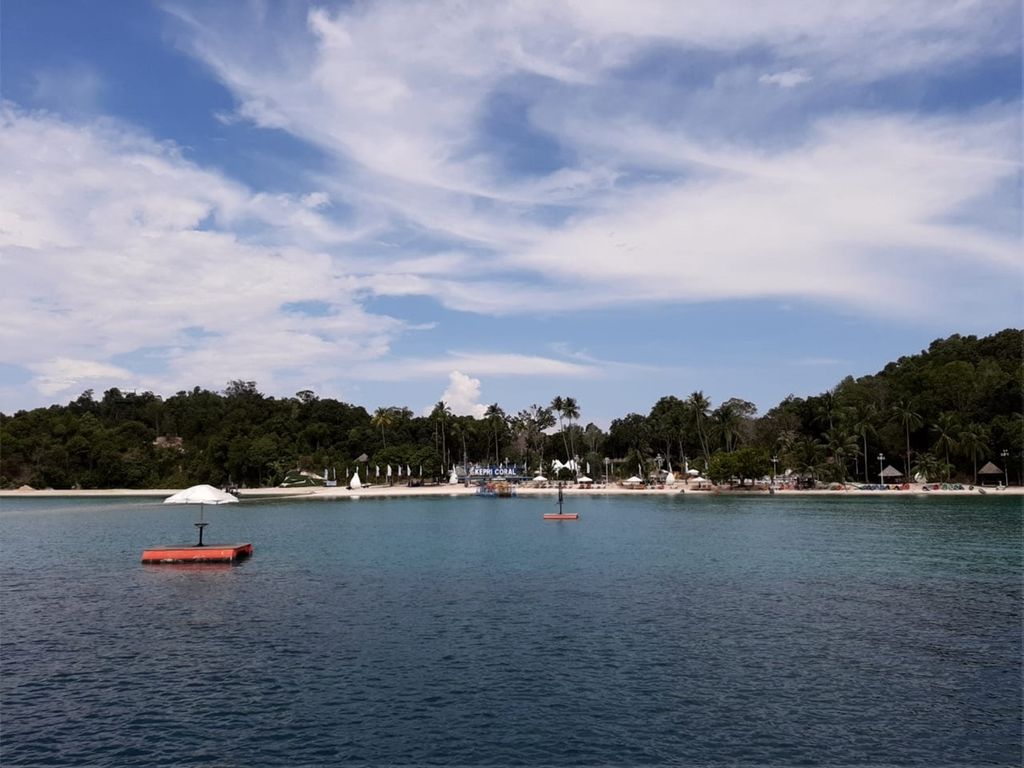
[2, 330, 1020, 489]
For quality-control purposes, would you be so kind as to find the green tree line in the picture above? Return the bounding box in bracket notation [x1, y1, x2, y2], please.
[2, 330, 1020, 489]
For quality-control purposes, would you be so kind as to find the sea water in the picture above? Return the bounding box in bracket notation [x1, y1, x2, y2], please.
[1, 494, 1020, 766]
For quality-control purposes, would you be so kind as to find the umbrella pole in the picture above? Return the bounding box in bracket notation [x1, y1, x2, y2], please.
[195, 502, 208, 546]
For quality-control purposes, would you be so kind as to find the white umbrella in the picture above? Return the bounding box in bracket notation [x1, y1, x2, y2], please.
[448, 468, 459, 485]
[578, 475, 593, 483]
[163, 484, 238, 546]
[164, 484, 237, 506]
[625, 476, 643, 484]
[350, 470, 362, 489]
[686, 468, 700, 476]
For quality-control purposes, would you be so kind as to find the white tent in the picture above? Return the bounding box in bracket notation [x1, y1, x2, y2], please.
[350, 470, 362, 489]
[449, 468, 459, 485]
[624, 476, 643, 484]
[665, 472, 676, 485]
[577, 475, 593, 484]
[532, 474, 547, 483]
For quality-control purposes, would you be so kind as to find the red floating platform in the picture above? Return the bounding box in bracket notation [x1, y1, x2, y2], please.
[141, 543, 253, 564]
[543, 513, 579, 520]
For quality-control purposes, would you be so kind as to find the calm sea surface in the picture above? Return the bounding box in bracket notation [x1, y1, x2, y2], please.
[1, 493, 1020, 767]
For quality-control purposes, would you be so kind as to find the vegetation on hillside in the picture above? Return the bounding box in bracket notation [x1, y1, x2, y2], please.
[2, 330, 1020, 489]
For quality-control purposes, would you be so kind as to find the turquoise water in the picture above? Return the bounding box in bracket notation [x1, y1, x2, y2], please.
[1, 494, 1021, 766]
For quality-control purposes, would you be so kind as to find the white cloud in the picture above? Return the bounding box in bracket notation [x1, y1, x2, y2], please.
[437, 371, 487, 417]
[161, 0, 1021, 325]
[0, 106, 401, 403]
[352, 352, 597, 381]
[29, 358, 133, 396]
[759, 69, 812, 88]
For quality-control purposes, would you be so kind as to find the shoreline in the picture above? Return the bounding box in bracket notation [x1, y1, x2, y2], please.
[2, 483, 1021, 500]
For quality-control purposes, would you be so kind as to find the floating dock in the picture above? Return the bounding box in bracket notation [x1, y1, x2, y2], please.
[141, 543, 253, 564]
[543, 513, 579, 520]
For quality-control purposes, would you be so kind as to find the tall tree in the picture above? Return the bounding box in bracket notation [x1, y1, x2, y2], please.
[563, 396, 580, 474]
[931, 412, 959, 482]
[371, 407, 395, 448]
[892, 399, 923, 477]
[484, 403, 506, 465]
[848, 402, 879, 483]
[958, 422, 988, 485]
[686, 391, 712, 463]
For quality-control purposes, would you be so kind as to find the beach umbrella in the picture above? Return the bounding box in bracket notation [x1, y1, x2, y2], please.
[163, 484, 238, 545]
[350, 469, 361, 489]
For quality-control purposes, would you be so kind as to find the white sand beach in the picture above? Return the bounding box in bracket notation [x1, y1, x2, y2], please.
[2, 483, 1020, 500]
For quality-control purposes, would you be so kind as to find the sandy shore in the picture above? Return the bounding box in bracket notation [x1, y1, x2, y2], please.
[2, 483, 1020, 500]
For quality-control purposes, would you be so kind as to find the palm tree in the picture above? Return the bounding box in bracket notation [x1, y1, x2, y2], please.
[711, 400, 742, 453]
[892, 399, 923, 477]
[550, 396, 568, 464]
[931, 412, 959, 481]
[686, 391, 712, 463]
[430, 401, 452, 471]
[824, 427, 858, 481]
[849, 403, 878, 483]
[371, 407, 395, 448]
[958, 423, 989, 485]
[563, 396, 580, 475]
[911, 452, 945, 484]
[484, 403, 506, 465]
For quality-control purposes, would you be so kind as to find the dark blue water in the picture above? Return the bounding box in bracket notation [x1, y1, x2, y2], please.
[1, 494, 1020, 766]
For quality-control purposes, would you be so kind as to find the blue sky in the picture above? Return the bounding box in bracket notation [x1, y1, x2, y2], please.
[1, 0, 1021, 425]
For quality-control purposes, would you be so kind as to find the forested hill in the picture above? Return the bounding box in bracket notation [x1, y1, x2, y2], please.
[1, 329, 1020, 490]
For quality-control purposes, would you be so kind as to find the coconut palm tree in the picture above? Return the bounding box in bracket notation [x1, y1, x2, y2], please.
[892, 399, 923, 477]
[550, 396, 568, 464]
[849, 403, 879, 483]
[931, 412, 959, 482]
[484, 403, 506, 465]
[563, 396, 580, 475]
[958, 422, 989, 485]
[824, 427, 858, 481]
[711, 400, 743, 453]
[686, 391, 712, 463]
[371, 407, 395, 448]
[430, 401, 452, 471]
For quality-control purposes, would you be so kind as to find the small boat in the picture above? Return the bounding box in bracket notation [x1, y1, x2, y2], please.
[476, 481, 516, 498]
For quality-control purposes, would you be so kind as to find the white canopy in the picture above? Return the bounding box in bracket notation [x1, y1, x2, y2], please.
[577, 475, 593, 483]
[686, 468, 700, 476]
[625, 476, 643, 484]
[532, 474, 547, 483]
[164, 484, 237, 506]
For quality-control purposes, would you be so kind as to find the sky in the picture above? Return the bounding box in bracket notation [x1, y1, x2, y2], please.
[1, 0, 1021, 426]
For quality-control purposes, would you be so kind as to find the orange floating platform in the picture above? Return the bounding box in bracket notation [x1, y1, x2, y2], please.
[543, 513, 579, 520]
[141, 543, 253, 564]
